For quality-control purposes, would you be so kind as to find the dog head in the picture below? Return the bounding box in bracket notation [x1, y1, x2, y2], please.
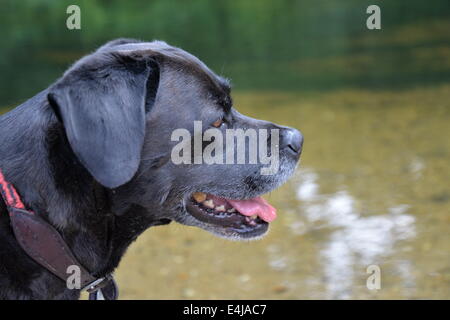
[48, 39, 303, 240]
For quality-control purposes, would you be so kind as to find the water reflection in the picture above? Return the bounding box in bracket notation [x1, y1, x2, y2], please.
[296, 168, 416, 299]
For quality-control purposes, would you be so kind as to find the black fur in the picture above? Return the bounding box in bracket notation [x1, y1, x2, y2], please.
[0, 39, 302, 299]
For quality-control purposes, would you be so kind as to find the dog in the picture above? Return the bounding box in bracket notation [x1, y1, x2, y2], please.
[0, 38, 303, 299]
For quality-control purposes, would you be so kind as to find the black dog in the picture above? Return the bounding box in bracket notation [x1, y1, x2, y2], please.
[0, 39, 303, 299]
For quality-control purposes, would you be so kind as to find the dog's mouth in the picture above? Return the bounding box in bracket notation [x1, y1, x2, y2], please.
[186, 192, 276, 239]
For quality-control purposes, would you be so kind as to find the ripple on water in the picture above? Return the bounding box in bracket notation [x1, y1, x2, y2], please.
[295, 168, 416, 299]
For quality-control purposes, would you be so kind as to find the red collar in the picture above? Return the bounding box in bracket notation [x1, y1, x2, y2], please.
[0, 169, 117, 300]
[0, 170, 26, 210]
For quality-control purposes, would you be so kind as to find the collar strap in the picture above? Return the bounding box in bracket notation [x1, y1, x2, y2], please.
[0, 170, 118, 300]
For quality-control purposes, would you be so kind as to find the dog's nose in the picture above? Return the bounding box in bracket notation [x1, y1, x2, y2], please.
[280, 128, 303, 155]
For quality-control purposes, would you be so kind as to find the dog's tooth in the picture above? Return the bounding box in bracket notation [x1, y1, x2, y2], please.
[216, 205, 225, 212]
[250, 214, 258, 220]
[192, 192, 206, 203]
[227, 208, 236, 213]
[203, 199, 215, 209]
[245, 216, 256, 225]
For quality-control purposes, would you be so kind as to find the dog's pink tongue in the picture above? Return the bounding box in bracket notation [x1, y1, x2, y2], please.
[227, 197, 277, 222]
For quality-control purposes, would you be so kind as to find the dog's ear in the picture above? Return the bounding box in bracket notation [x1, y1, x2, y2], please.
[48, 52, 160, 188]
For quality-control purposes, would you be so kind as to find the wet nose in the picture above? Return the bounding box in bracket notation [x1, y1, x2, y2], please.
[280, 128, 303, 155]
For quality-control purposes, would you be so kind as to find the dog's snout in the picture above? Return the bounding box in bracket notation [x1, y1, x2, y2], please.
[280, 128, 303, 155]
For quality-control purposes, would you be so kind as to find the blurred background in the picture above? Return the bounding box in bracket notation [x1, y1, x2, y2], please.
[1, 0, 449, 299]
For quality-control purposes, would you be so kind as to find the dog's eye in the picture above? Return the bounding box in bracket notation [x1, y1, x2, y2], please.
[212, 117, 224, 128]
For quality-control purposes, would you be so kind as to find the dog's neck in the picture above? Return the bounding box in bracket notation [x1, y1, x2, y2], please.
[0, 93, 167, 296]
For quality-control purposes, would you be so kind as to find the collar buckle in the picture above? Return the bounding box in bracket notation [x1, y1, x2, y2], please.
[82, 274, 112, 293]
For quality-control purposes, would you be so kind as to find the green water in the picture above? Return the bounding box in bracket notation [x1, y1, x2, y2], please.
[1, 0, 450, 105]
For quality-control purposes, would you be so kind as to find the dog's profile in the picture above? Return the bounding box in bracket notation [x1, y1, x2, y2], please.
[0, 39, 303, 299]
